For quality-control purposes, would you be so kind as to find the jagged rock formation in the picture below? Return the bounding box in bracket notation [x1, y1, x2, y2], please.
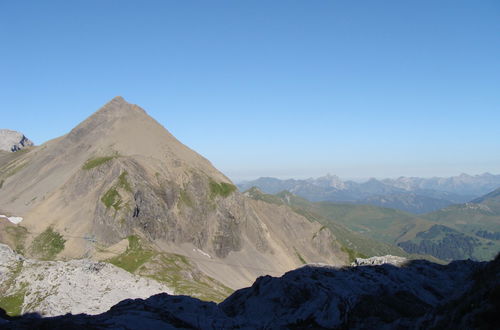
[351, 255, 407, 266]
[2, 255, 498, 329]
[0, 244, 171, 317]
[0, 129, 33, 152]
[0, 96, 347, 292]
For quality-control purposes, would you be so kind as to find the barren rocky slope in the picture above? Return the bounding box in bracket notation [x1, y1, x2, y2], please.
[0, 97, 347, 293]
[2, 254, 498, 329]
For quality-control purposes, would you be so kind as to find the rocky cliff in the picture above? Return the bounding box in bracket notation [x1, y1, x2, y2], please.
[0, 129, 34, 152]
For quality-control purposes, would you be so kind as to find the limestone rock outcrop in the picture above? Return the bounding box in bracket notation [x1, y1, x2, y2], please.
[0, 244, 172, 317]
[351, 255, 408, 266]
[0, 129, 33, 152]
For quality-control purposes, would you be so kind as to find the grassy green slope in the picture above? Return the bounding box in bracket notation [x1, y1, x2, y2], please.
[313, 201, 433, 244]
[424, 204, 500, 234]
[418, 190, 500, 261]
[105, 235, 233, 302]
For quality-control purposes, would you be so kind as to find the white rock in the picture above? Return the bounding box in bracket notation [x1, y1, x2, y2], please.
[0, 244, 173, 316]
[0, 129, 34, 152]
[351, 255, 408, 266]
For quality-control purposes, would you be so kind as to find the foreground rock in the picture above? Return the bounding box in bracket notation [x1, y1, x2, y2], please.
[2, 254, 498, 329]
[0, 244, 172, 317]
[0, 129, 33, 152]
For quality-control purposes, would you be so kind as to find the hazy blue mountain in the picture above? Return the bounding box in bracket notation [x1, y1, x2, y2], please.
[237, 173, 500, 214]
[359, 193, 458, 214]
[382, 173, 500, 196]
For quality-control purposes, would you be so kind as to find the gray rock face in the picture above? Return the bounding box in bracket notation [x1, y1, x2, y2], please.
[3, 255, 498, 329]
[0, 129, 34, 152]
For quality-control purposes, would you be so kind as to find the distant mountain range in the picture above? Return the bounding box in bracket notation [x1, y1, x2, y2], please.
[237, 173, 500, 214]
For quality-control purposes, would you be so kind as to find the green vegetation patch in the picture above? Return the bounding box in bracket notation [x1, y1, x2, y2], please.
[101, 187, 122, 210]
[30, 227, 66, 260]
[118, 171, 132, 192]
[106, 235, 233, 302]
[108, 236, 155, 273]
[209, 179, 237, 199]
[0, 261, 25, 316]
[0, 283, 27, 316]
[82, 156, 116, 170]
[101, 171, 133, 211]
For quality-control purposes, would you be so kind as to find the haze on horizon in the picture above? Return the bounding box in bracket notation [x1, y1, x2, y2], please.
[1, 1, 499, 181]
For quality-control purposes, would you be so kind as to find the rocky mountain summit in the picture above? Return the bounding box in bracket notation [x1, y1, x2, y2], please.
[0, 129, 33, 152]
[0, 96, 346, 296]
[2, 254, 498, 329]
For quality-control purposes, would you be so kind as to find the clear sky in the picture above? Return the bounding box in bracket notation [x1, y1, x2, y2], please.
[1, 1, 499, 181]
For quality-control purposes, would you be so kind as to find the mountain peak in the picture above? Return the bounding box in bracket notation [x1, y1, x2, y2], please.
[97, 96, 146, 117]
[111, 95, 125, 102]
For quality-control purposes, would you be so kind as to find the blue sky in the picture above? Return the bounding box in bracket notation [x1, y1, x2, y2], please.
[1, 1, 499, 181]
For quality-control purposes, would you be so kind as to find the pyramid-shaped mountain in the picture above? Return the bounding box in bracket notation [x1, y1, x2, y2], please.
[0, 97, 346, 289]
